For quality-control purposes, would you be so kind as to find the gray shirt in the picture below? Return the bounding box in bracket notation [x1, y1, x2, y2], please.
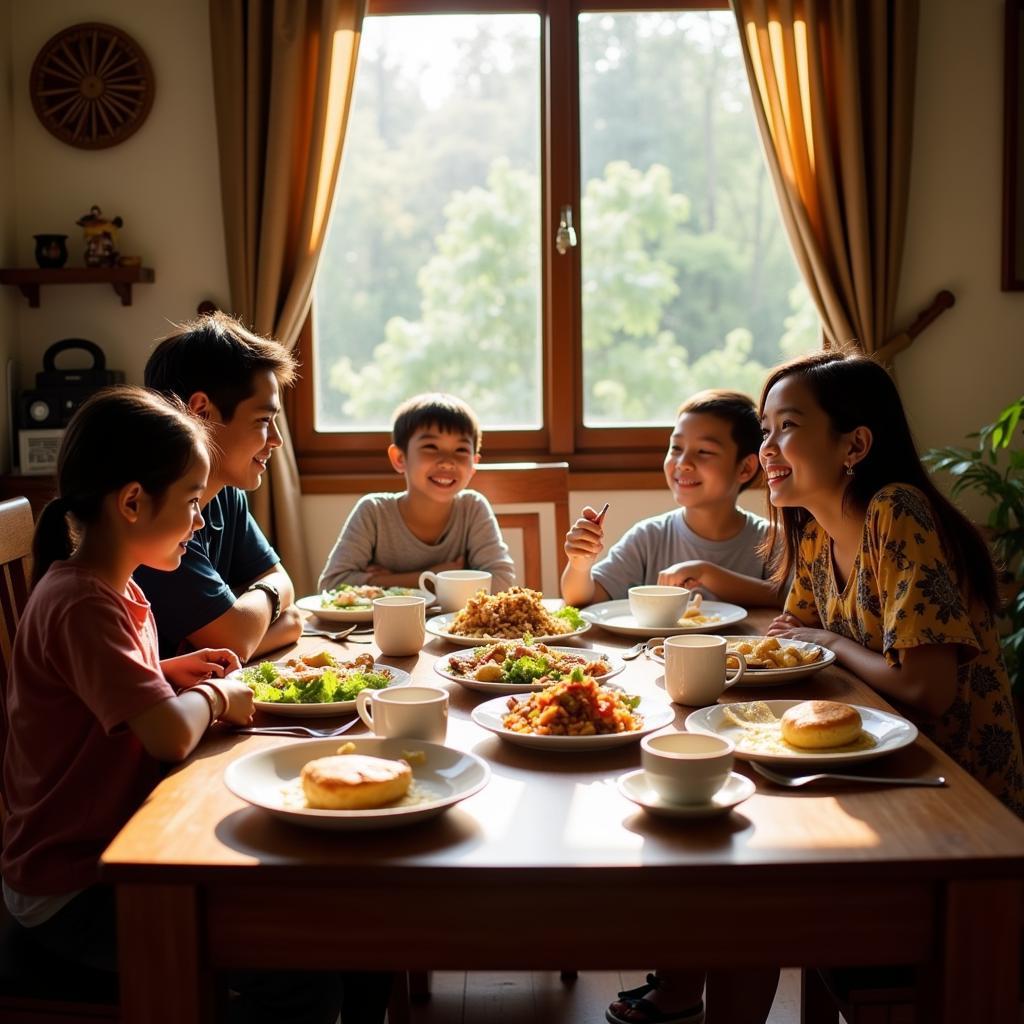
[592, 508, 770, 601]
[318, 490, 517, 592]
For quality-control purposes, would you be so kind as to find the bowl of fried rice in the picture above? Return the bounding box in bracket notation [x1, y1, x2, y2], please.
[426, 587, 590, 646]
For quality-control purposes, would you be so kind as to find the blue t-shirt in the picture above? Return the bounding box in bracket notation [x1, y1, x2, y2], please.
[134, 487, 279, 658]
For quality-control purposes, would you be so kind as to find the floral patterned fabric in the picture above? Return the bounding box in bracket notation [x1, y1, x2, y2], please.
[785, 483, 1024, 815]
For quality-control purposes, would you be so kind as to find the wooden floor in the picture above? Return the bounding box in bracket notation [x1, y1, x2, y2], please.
[403, 968, 805, 1024]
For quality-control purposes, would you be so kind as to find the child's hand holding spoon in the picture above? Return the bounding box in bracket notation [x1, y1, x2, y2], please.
[564, 502, 609, 566]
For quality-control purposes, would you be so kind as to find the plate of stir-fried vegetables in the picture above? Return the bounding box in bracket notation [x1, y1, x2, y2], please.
[435, 641, 624, 694]
[232, 651, 410, 716]
[470, 672, 673, 750]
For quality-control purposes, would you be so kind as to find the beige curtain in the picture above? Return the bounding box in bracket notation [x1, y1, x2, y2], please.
[731, 0, 919, 352]
[209, 0, 363, 593]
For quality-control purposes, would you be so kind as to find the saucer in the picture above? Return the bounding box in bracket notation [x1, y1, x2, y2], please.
[617, 769, 755, 819]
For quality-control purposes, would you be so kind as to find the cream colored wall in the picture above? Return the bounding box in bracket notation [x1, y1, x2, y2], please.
[8, 0, 229, 399]
[1, 0, 1020, 567]
[0, 0, 17, 471]
[895, 0, 1024, 464]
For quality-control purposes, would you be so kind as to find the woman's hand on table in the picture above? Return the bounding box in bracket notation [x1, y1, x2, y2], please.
[767, 616, 841, 651]
[162, 648, 242, 688]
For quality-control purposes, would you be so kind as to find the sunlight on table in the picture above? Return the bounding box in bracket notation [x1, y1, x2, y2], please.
[745, 796, 881, 850]
[564, 780, 644, 853]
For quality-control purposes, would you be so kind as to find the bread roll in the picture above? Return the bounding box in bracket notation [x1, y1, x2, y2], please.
[301, 754, 412, 809]
[780, 700, 862, 749]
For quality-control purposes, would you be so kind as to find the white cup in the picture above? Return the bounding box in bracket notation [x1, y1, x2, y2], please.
[641, 731, 735, 804]
[417, 569, 492, 613]
[628, 585, 691, 628]
[356, 685, 449, 742]
[662, 634, 747, 706]
[372, 595, 426, 656]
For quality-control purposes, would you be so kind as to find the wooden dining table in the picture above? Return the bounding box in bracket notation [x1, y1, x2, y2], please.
[101, 609, 1024, 1023]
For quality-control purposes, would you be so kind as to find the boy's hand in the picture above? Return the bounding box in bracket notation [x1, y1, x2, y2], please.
[162, 649, 241, 689]
[432, 558, 465, 573]
[564, 506, 605, 567]
[658, 560, 707, 589]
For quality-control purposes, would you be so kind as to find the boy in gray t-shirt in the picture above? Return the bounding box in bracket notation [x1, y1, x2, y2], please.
[319, 394, 515, 592]
[561, 390, 784, 609]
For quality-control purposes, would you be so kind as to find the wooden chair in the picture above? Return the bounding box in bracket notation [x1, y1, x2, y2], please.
[0, 497, 120, 1023]
[472, 462, 570, 592]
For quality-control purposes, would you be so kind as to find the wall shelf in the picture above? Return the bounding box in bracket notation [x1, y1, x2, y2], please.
[0, 266, 155, 307]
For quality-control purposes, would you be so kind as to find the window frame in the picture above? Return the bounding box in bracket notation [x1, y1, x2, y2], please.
[290, 0, 732, 480]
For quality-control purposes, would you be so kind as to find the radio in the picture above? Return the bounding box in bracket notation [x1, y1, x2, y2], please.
[19, 339, 125, 429]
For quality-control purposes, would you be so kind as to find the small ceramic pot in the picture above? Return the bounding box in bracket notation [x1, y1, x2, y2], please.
[33, 234, 68, 269]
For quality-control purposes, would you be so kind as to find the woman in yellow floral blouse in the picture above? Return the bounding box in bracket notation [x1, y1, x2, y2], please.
[758, 351, 1023, 814]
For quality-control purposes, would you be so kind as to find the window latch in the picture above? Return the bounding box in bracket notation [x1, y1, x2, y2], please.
[555, 204, 577, 255]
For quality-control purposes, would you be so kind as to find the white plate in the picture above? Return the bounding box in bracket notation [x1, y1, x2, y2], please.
[685, 699, 918, 765]
[618, 769, 755, 819]
[231, 661, 411, 717]
[434, 645, 625, 694]
[580, 599, 747, 638]
[647, 636, 836, 686]
[425, 608, 591, 647]
[298, 588, 433, 624]
[224, 737, 490, 830]
[471, 693, 674, 750]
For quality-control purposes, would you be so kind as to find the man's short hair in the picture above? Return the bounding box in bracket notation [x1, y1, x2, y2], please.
[677, 389, 763, 491]
[391, 393, 482, 453]
[145, 311, 297, 421]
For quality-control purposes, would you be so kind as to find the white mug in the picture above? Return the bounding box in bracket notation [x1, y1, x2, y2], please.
[372, 595, 426, 656]
[641, 732, 735, 804]
[417, 569, 492, 612]
[663, 634, 746, 706]
[356, 685, 449, 742]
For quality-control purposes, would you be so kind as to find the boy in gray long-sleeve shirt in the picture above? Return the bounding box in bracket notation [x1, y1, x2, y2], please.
[318, 394, 516, 592]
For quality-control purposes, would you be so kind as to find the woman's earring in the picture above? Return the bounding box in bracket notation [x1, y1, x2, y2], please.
[845, 464, 855, 477]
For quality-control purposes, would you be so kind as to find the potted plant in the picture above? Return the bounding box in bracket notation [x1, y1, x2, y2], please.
[923, 397, 1024, 696]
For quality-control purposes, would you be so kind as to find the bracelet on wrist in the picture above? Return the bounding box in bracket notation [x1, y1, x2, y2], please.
[205, 679, 229, 721]
[192, 684, 218, 727]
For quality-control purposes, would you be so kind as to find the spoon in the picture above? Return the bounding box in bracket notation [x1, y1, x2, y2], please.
[751, 761, 946, 788]
[621, 641, 646, 661]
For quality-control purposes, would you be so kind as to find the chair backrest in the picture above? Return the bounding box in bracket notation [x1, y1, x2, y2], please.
[471, 463, 569, 592]
[0, 498, 33, 691]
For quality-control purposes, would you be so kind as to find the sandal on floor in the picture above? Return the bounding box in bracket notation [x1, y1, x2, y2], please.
[605, 974, 705, 1024]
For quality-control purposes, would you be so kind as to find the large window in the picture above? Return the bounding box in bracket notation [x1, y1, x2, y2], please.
[297, 1, 816, 476]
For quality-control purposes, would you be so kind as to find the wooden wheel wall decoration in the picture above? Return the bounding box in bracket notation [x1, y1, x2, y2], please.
[30, 23, 155, 150]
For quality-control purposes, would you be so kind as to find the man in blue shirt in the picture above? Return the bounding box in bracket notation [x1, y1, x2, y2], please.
[135, 312, 303, 660]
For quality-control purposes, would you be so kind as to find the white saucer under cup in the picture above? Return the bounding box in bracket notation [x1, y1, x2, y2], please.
[617, 769, 755, 820]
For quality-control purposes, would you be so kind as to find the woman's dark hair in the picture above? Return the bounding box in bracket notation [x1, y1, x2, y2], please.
[759, 351, 998, 611]
[677, 389, 763, 492]
[32, 386, 208, 587]
[145, 311, 297, 421]
[392, 393, 482, 453]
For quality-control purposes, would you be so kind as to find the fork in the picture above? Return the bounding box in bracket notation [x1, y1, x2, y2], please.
[233, 719, 360, 739]
[301, 625, 356, 642]
[751, 761, 946, 788]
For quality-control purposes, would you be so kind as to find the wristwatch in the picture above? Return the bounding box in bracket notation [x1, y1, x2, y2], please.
[248, 580, 281, 623]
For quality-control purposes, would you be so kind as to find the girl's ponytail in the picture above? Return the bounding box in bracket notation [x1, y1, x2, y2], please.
[31, 497, 73, 587]
[29, 387, 207, 589]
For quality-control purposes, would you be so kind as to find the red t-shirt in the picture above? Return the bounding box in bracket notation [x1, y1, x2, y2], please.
[1, 562, 174, 895]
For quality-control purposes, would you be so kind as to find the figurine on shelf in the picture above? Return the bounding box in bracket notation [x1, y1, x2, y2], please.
[75, 205, 123, 267]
